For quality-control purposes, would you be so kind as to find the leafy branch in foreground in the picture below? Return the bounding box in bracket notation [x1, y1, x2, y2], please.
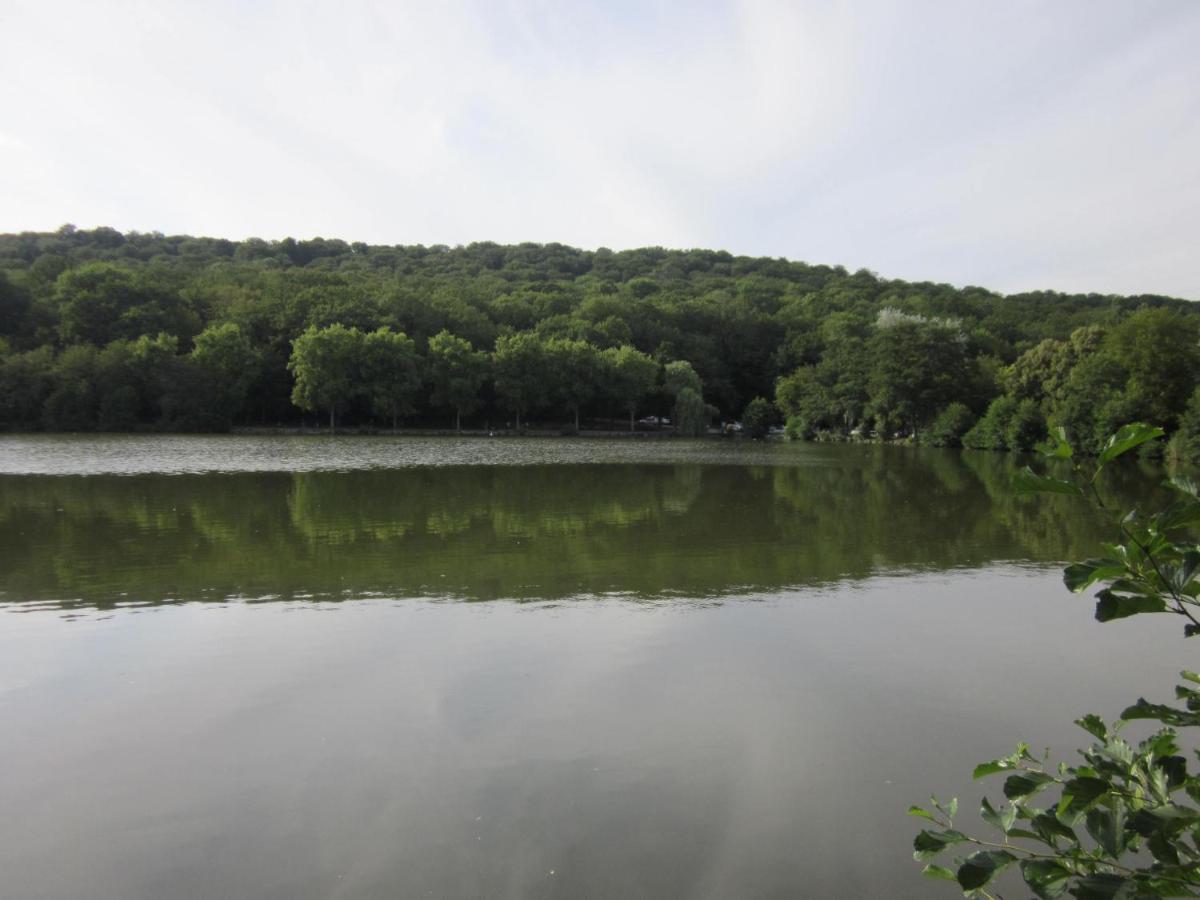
[914, 423, 1200, 897]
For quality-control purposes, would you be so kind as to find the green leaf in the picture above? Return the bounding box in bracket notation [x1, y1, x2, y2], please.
[1056, 776, 1108, 825]
[1075, 713, 1108, 741]
[956, 849, 1017, 890]
[907, 805, 934, 820]
[1094, 589, 1168, 622]
[1019, 859, 1071, 899]
[1097, 423, 1165, 465]
[1004, 771, 1055, 799]
[1063, 560, 1126, 593]
[1036, 429, 1074, 460]
[981, 796, 1017, 834]
[1013, 466, 1084, 496]
[1168, 474, 1200, 500]
[912, 828, 967, 860]
[1032, 810, 1077, 844]
[1084, 805, 1125, 857]
[1120, 697, 1200, 727]
[1071, 873, 1128, 900]
[921, 863, 956, 882]
[973, 759, 1013, 779]
[1156, 499, 1200, 532]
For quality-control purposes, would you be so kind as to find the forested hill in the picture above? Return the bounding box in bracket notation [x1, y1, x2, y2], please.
[1, 225, 1197, 451]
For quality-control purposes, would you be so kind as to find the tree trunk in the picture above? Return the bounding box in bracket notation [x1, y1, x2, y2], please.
[516, 409, 522, 431]
[392, 411, 397, 431]
[629, 409, 635, 432]
[329, 406, 335, 434]
[574, 406, 580, 433]
[455, 408, 461, 432]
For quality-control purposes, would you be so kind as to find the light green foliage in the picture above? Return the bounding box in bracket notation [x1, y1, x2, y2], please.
[287, 323, 362, 430]
[602, 344, 658, 431]
[427, 330, 487, 431]
[361, 327, 420, 428]
[664, 360, 702, 397]
[914, 423, 1200, 898]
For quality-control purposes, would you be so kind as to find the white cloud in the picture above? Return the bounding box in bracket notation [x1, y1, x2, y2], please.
[0, 0, 1196, 297]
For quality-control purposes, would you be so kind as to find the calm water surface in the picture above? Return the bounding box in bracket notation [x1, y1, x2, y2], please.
[0, 435, 1182, 898]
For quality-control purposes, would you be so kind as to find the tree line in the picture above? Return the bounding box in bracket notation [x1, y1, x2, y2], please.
[0, 225, 1197, 451]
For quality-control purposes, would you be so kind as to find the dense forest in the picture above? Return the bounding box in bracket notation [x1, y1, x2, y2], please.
[1, 225, 1198, 455]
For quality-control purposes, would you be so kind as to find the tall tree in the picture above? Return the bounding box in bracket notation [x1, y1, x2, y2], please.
[288, 324, 362, 431]
[427, 330, 487, 432]
[603, 345, 658, 431]
[492, 332, 548, 430]
[190, 322, 259, 426]
[361, 327, 420, 430]
[544, 337, 602, 432]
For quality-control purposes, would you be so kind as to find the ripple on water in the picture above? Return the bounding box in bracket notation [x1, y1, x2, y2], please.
[0, 433, 846, 476]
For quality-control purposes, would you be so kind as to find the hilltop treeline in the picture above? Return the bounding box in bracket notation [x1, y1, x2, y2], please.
[0, 225, 1197, 451]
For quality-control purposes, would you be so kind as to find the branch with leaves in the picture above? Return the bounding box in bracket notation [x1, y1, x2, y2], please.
[913, 424, 1200, 898]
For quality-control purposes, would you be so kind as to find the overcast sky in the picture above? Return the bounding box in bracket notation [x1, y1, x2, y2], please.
[1, 0, 1197, 298]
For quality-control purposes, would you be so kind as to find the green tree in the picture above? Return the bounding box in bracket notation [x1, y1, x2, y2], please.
[602, 344, 657, 431]
[191, 322, 259, 427]
[544, 337, 603, 433]
[664, 359, 703, 397]
[673, 386, 710, 437]
[742, 396, 773, 439]
[427, 330, 488, 431]
[361, 327, 420, 429]
[927, 403, 975, 448]
[493, 331, 548, 430]
[868, 316, 972, 438]
[287, 323, 363, 431]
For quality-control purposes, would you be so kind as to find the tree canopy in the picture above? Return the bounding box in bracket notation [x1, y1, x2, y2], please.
[0, 225, 1196, 445]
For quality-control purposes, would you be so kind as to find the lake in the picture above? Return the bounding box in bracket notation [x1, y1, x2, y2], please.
[0, 435, 1182, 898]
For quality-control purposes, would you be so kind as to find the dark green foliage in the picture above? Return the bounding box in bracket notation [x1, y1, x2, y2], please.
[928, 403, 976, 448]
[673, 387, 709, 437]
[1, 226, 1197, 437]
[427, 330, 488, 431]
[742, 397, 774, 439]
[1168, 388, 1200, 464]
[963, 396, 1046, 451]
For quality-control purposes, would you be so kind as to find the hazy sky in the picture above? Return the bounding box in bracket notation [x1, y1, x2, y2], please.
[2, 0, 1197, 298]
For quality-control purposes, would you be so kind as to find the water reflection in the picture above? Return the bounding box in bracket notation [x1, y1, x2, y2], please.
[0, 447, 1167, 611]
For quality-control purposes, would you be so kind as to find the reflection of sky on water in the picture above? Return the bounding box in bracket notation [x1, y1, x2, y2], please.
[0, 569, 1178, 898]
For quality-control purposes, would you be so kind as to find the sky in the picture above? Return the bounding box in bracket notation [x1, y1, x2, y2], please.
[1, 0, 1198, 298]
